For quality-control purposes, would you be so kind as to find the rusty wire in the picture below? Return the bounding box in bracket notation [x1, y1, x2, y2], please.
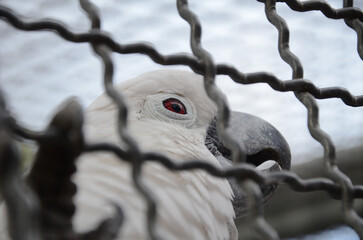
[0, 0, 362, 239]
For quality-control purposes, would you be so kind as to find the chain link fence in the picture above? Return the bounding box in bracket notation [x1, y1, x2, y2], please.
[0, 0, 362, 239]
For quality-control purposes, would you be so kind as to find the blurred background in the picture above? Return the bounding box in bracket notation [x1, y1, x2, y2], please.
[0, 0, 362, 239]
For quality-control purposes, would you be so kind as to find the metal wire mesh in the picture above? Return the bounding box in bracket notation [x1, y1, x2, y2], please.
[0, 0, 362, 239]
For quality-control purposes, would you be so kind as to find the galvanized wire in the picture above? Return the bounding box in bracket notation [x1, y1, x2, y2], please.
[264, 0, 363, 237]
[0, 0, 362, 239]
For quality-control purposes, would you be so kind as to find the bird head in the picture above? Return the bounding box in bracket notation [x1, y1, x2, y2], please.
[86, 69, 291, 219]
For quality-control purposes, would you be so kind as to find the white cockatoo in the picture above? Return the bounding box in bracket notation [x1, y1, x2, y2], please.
[0, 69, 290, 240]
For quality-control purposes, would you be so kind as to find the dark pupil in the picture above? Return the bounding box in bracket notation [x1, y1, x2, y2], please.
[172, 103, 181, 112]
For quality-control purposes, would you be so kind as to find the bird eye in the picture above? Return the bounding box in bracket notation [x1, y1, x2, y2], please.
[163, 98, 187, 115]
[144, 93, 196, 127]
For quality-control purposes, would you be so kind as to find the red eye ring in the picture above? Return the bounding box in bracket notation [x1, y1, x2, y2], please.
[163, 98, 187, 115]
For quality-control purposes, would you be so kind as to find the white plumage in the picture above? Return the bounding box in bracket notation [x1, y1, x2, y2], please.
[74, 69, 237, 239]
[0, 69, 237, 240]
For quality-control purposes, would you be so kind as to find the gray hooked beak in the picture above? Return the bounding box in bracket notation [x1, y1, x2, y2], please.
[205, 111, 291, 218]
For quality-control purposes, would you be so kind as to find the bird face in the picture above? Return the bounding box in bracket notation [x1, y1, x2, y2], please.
[114, 69, 291, 218]
[84, 69, 290, 227]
